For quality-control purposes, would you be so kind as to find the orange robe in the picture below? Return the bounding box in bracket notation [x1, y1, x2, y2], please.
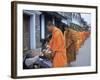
[49, 27, 67, 67]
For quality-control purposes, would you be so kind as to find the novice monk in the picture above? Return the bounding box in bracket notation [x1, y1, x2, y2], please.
[47, 21, 67, 68]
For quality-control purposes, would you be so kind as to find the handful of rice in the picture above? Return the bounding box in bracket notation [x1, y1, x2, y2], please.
[42, 47, 53, 60]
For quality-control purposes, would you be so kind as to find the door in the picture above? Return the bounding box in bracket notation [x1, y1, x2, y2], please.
[23, 14, 30, 51]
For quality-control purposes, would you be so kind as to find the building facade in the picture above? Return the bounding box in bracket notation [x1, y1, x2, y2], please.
[23, 10, 90, 52]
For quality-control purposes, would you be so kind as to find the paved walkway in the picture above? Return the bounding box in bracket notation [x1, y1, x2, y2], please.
[70, 37, 91, 67]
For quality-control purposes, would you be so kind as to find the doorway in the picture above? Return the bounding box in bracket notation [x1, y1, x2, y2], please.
[23, 14, 30, 51]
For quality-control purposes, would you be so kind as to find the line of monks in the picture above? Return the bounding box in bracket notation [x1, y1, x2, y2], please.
[64, 28, 90, 64]
[46, 21, 90, 68]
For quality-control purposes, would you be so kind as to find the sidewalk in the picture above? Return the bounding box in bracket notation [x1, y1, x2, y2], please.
[70, 37, 91, 67]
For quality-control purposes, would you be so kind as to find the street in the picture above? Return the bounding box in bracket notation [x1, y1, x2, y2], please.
[70, 37, 91, 67]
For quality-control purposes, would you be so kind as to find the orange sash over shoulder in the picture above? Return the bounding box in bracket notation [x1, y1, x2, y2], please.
[49, 27, 67, 67]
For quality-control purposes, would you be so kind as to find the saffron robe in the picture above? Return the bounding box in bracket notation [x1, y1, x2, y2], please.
[49, 27, 67, 67]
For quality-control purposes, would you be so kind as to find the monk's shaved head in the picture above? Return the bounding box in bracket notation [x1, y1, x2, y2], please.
[47, 21, 55, 32]
[47, 21, 54, 27]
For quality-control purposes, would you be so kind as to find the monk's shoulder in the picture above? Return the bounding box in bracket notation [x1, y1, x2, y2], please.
[54, 30, 60, 37]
